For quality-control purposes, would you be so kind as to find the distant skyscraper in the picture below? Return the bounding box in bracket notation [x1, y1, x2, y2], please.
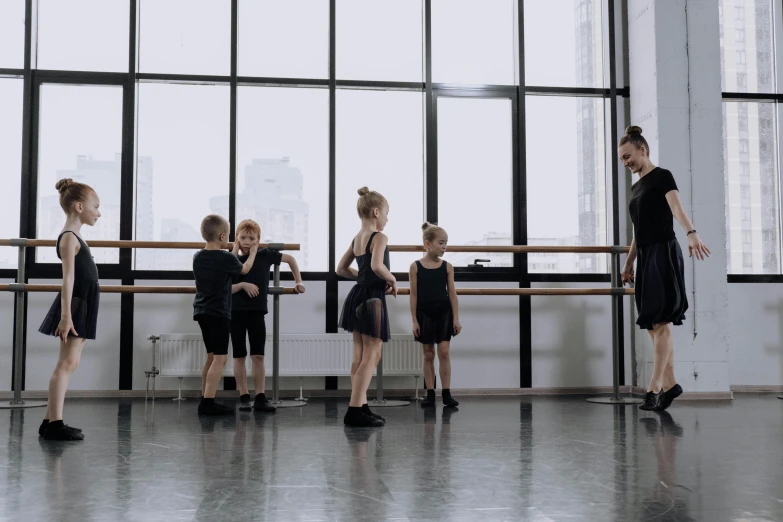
[211, 158, 310, 270]
[575, 0, 607, 273]
[39, 154, 154, 265]
[720, 0, 780, 274]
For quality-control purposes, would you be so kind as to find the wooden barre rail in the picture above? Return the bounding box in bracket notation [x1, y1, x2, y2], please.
[0, 239, 627, 254]
[0, 284, 633, 296]
[0, 239, 300, 250]
[0, 285, 299, 294]
[394, 288, 633, 296]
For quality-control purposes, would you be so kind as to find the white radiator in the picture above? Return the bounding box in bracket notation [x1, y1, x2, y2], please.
[155, 333, 423, 378]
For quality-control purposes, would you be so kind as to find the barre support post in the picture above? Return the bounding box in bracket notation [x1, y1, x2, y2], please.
[268, 256, 305, 408]
[586, 250, 642, 406]
[371, 341, 410, 408]
[0, 239, 46, 409]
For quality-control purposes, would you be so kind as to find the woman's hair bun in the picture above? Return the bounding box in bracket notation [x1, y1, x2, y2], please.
[625, 125, 643, 136]
[55, 178, 73, 194]
[357, 186, 370, 196]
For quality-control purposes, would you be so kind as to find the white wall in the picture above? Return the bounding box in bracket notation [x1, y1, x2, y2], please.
[338, 281, 521, 390]
[25, 278, 121, 391]
[729, 284, 783, 386]
[133, 280, 328, 392]
[532, 283, 618, 388]
[0, 279, 14, 391]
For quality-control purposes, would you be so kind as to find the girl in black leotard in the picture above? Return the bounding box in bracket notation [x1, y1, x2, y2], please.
[337, 187, 397, 427]
[410, 223, 462, 408]
[38, 178, 102, 441]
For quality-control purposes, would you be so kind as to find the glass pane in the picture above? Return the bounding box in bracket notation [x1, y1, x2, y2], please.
[723, 101, 780, 274]
[526, 95, 607, 273]
[524, 0, 604, 88]
[437, 97, 513, 268]
[36, 84, 124, 264]
[432, 0, 515, 85]
[37, 0, 129, 72]
[236, 87, 329, 272]
[139, 0, 230, 75]
[336, 90, 424, 270]
[0, 1, 25, 68]
[0, 80, 23, 268]
[136, 84, 230, 270]
[238, 0, 328, 79]
[719, 0, 775, 93]
[337, 0, 423, 82]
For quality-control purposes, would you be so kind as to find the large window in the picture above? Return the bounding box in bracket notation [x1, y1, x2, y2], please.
[721, 0, 783, 274]
[236, 87, 329, 272]
[336, 90, 424, 270]
[526, 95, 607, 274]
[524, 0, 604, 88]
[432, 0, 516, 85]
[139, 0, 230, 75]
[37, 0, 129, 72]
[0, 1, 25, 69]
[0, 80, 23, 268]
[36, 84, 123, 264]
[437, 96, 514, 268]
[336, 0, 423, 82]
[135, 84, 230, 270]
[720, 0, 775, 94]
[238, 1, 328, 79]
[723, 101, 780, 274]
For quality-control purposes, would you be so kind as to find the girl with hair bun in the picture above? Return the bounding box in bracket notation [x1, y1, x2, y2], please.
[409, 222, 461, 408]
[619, 126, 710, 412]
[336, 187, 397, 427]
[38, 178, 102, 440]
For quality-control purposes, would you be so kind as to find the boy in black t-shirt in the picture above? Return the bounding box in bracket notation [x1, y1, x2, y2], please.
[193, 214, 258, 416]
[231, 219, 305, 412]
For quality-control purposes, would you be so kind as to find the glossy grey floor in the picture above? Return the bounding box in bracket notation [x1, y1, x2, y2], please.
[0, 395, 781, 522]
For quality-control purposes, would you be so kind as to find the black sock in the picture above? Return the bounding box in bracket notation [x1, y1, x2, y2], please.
[255, 393, 267, 402]
[202, 398, 215, 404]
[49, 420, 64, 429]
[427, 389, 436, 398]
[443, 389, 451, 395]
[240, 393, 251, 401]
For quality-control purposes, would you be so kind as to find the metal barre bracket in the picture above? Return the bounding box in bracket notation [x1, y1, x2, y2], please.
[268, 287, 285, 295]
[610, 287, 627, 297]
[8, 283, 24, 292]
[267, 243, 284, 251]
[9, 238, 28, 247]
[610, 245, 628, 255]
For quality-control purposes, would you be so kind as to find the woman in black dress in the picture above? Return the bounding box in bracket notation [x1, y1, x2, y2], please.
[38, 178, 102, 440]
[619, 126, 710, 411]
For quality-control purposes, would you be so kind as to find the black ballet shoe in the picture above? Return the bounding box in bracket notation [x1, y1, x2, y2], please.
[421, 389, 436, 408]
[362, 403, 385, 422]
[639, 391, 662, 411]
[344, 407, 384, 427]
[239, 394, 252, 412]
[654, 384, 683, 411]
[42, 421, 84, 441]
[442, 389, 459, 408]
[39, 419, 82, 437]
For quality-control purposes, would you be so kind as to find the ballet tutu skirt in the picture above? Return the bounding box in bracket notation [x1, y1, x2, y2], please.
[339, 283, 390, 342]
[415, 300, 453, 344]
[634, 239, 688, 330]
[39, 279, 101, 340]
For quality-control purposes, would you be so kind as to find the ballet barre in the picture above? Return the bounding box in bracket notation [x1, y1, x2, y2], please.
[0, 238, 300, 410]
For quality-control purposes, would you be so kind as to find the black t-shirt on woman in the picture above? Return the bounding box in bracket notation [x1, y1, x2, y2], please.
[629, 167, 679, 247]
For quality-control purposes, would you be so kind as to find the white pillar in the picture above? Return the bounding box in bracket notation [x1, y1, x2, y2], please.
[627, 0, 730, 394]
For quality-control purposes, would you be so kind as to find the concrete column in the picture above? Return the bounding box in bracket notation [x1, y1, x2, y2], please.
[627, 0, 730, 394]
